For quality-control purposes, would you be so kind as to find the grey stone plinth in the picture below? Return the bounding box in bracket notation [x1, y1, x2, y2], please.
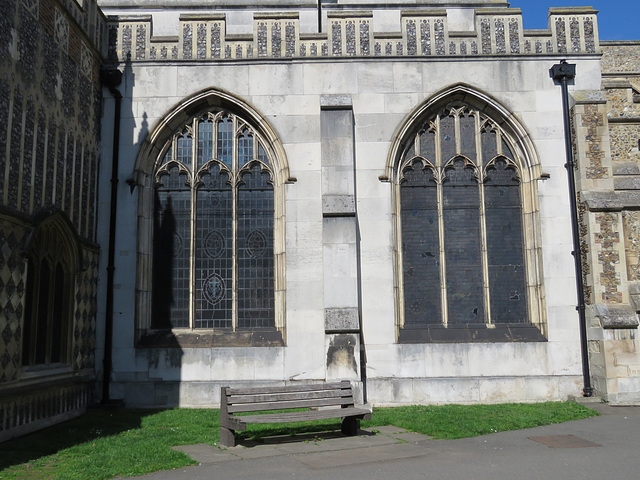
[325, 307, 360, 332]
[323, 195, 356, 216]
[593, 304, 640, 329]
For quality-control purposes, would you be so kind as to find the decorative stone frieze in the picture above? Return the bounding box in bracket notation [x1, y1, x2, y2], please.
[105, 7, 600, 63]
[572, 97, 613, 196]
[593, 212, 623, 304]
[623, 212, 640, 281]
[582, 105, 608, 179]
[578, 201, 593, 304]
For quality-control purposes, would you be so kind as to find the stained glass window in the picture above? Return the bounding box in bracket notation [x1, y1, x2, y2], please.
[398, 106, 528, 330]
[152, 110, 275, 330]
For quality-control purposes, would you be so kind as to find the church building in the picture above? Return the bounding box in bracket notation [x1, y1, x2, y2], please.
[1, 0, 639, 441]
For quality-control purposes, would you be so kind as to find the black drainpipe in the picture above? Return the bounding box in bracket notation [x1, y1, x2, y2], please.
[550, 60, 593, 397]
[99, 67, 123, 405]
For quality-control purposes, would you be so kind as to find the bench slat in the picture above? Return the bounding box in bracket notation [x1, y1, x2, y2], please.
[238, 407, 372, 424]
[227, 381, 350, 396]
[228, 396, 355, 413]
[227, 389, 351, 405]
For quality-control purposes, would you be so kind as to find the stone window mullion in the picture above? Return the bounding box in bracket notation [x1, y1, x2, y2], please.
[231, 115, 239, 332]
[435, 115, 448, 326]
[477, 114, 492, 325]
[189, 118, 198, 330]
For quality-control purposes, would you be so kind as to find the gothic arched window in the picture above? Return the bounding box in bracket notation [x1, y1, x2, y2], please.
[396, 104, 544, 342]
[152, 110, 276, 331]
[22, 218, 77, 366]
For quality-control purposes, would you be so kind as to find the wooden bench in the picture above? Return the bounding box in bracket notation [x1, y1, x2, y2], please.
[219, 381, 372, 447]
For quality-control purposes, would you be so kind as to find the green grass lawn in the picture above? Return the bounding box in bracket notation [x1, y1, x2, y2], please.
[0, 402, 597, 480]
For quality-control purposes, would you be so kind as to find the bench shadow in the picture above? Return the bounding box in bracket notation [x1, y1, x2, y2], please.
[237, 425, 375, 448]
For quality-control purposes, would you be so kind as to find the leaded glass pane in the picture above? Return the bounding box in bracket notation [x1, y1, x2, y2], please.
[197, 119, 213, 167]
[400, 162, 441, 325]
[153, 167, 191, 328]
[158, 162, 188, 189]
[258, 143, 268, 163]
[418, 128, 435, 161]
[403, 141, 416, 164]
[481, 128, 498, 167]
[459, 113, 477, 164]
[439, 114, 456, 163]
[238, 130, 253, 168]
[501, 138, 514, 159]
[217, 116, 233, 167]
[485, 159, 527, 323]
[443, 159, 484, 324]
[195, 165, 233, 328]
[237, 165, 275, 328]
[176, 132, 192, 170]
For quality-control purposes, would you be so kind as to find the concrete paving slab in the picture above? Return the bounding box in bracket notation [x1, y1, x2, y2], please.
[386, 432, 433, 442]
[171, 444, 242, 463]
[173, 428, 407, 463]
[295, 443, 435, 469]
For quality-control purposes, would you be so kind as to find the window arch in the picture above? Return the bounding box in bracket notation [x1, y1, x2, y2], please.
[391, 89, 545, 343]
[134, 89, 289, 340]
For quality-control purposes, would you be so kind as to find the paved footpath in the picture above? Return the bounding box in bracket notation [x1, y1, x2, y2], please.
[122, 401, 640, 480]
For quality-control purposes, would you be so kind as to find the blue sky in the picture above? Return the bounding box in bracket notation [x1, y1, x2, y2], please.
[508, 1, 639, 40]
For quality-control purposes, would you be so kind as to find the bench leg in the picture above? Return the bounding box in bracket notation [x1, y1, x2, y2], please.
[341, 416, 359, 436]
[219, 426, 237, 447]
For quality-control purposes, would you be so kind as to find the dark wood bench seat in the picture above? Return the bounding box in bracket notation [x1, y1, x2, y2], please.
[219, 381, 372, 447]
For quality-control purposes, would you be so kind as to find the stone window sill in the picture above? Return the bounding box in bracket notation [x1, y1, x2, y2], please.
[136, 329, 285, 348]
[398, 324, 547, 343]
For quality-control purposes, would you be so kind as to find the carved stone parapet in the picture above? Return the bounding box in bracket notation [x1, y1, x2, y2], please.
[105, 7, 600, 63]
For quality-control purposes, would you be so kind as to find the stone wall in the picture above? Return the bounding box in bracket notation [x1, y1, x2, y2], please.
[577, 40, 640, 404]
[96, 12, 599, 408]
[0, 0, 104, 441]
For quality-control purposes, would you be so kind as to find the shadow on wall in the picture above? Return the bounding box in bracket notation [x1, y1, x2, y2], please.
[151, 192, 175, 329]
[106, 55, 183, 407]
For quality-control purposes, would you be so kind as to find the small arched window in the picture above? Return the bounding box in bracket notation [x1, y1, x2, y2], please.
[22, 219, 76, 366]
[151, 110, 276, 330]
[396, 103, 544, 342]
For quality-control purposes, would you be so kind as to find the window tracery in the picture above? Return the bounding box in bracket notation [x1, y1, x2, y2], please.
[397, 105, 535, 337]
[152, 110, 275, 331]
